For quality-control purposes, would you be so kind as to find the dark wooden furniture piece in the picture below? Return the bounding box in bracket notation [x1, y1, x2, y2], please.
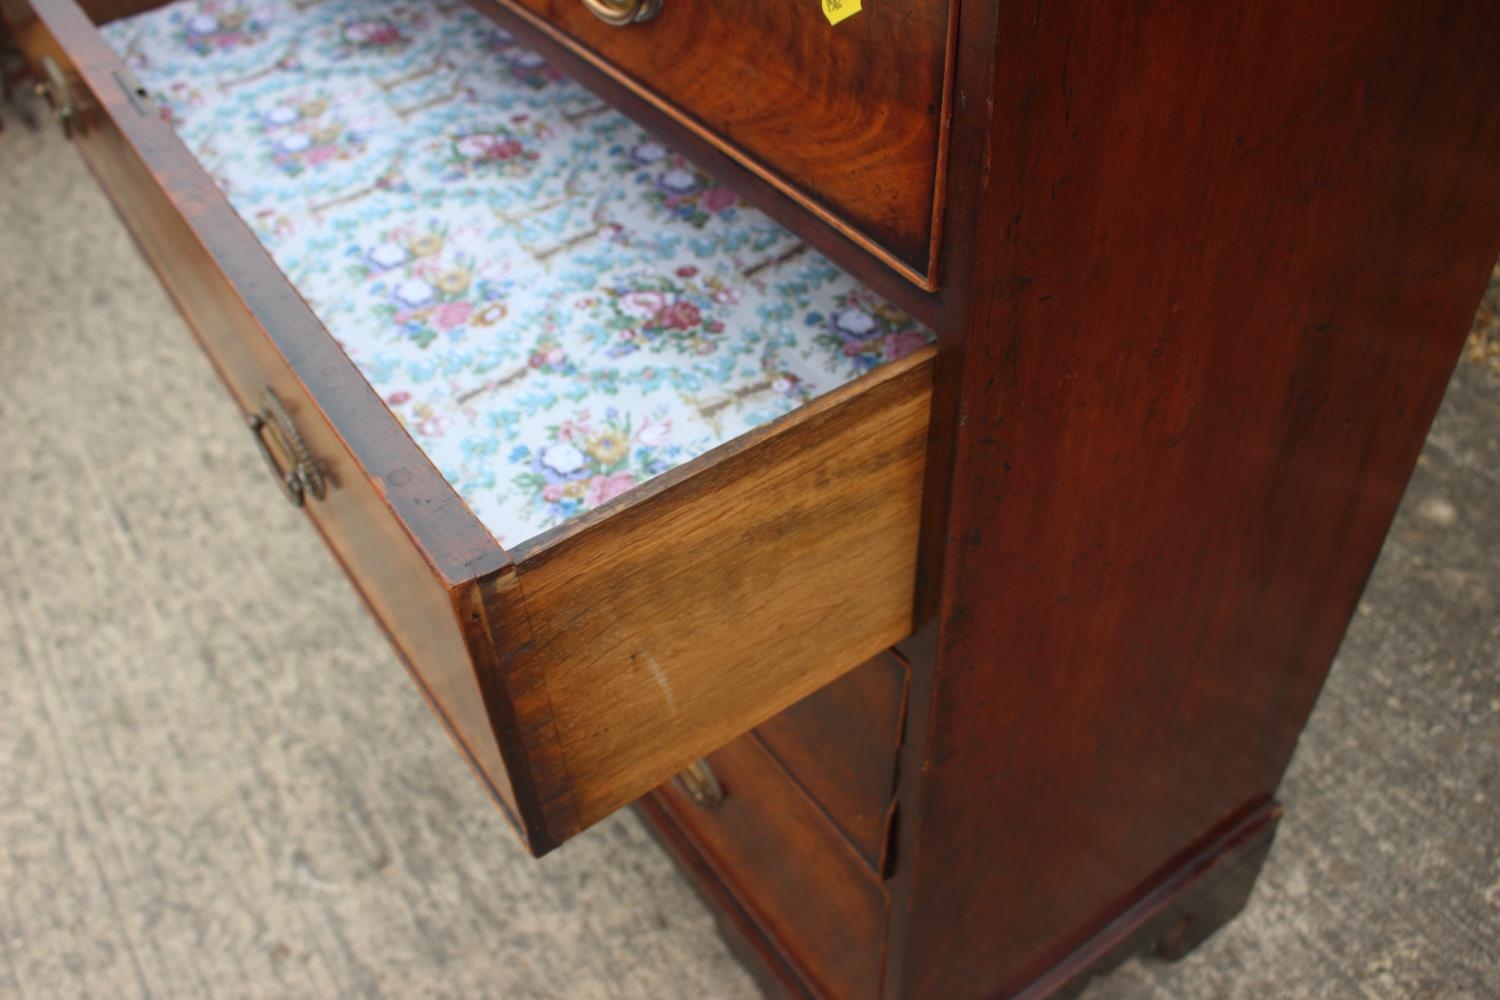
[7, 0, 1498, 994]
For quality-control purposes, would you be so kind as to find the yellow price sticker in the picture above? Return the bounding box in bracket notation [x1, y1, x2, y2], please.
[821, 0, 861, 26]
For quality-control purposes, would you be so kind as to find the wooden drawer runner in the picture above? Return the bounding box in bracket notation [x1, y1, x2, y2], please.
[654, 734, 887, 999]
[474, 0, 955, 289]
[755, 651, 907, 872]
[7, 0, 933, 856]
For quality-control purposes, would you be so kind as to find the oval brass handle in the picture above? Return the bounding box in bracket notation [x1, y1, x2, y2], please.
[33, 56, 77, 138]
[673, 759, 723, 810]
[580, 0, 662, 27]
[247, 386, 326, 508]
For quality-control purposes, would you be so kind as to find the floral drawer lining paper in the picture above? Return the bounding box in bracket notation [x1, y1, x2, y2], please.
[102, 0, 932, 547]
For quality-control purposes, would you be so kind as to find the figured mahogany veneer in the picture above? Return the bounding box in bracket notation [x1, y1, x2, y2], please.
[477, 0, 954, 290]
[5, 0, 935, 856]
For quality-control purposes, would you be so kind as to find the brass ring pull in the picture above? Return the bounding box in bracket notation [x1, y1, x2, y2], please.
[580, 0, 662, 27]
[247, 386, 326, 508]
[673, 759, 723, 810]
[33, 56, 76, 138]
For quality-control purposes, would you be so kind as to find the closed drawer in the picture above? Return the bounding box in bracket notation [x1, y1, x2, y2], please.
[755, 651, 906, 872]
[9, 0, 932, 855]
[475, 0, 954, 289]
[654, 735, 887, 999]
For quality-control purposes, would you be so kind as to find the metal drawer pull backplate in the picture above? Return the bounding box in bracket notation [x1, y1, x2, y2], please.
[247, 385, 326, 508]
[580, 0, 662, 27]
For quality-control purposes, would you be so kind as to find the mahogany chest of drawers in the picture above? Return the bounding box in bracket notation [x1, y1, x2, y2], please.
[6, 0, 1498, 994]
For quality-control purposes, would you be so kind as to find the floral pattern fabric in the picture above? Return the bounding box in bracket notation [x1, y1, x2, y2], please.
[103, 0, 932, 546]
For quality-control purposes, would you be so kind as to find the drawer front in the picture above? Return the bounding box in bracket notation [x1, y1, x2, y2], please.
[5, 0, 526, 824]
[755, 652, 906, 871]
[479, 0, 953, 287]
[656, 736, 887, 999]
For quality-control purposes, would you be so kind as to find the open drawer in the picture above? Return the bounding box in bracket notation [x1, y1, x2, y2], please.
[7, 0, 933, 854]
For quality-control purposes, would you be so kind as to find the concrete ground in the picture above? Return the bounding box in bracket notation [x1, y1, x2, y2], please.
[2, 93, 1497, 999]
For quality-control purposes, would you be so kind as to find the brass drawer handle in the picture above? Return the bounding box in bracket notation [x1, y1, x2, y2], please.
[247, 386, 326, 508]
[580, 0, 662, 27]
[33, 56, 76, 138]
[673, 759, 723, 810]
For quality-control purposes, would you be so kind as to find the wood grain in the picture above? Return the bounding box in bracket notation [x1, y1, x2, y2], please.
[1019, 802, 1282, 998]
[655, 735, 888, 1000]
[754, 652, 907, 873]
[476, 0, 953, 289]
[888, 2, 1500, 996]
[634, 796, 816, 999]
[506, 348, 934, 838]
